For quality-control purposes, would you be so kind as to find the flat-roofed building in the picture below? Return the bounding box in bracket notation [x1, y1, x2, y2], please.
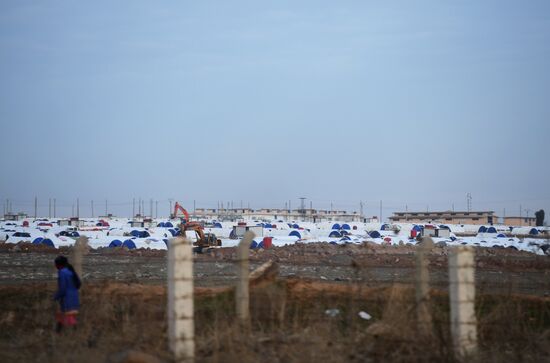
[503, 216, 536, 226]
[389, 211, 498, 225]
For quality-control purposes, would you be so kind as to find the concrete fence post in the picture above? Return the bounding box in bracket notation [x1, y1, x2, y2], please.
[168, 237, 195, 362]
[449, 246, 478, 357]
[415, 237, 433, 334]
[236, 231, 255, 325]
[70, 236, 88, 279]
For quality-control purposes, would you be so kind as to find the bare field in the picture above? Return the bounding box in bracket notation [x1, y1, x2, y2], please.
[0, 242, 549, 362]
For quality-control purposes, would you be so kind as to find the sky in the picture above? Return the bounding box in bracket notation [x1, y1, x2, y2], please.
[1, 1, 549, 220]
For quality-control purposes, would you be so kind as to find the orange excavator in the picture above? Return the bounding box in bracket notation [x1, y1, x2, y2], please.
[172, 202, 221, 253]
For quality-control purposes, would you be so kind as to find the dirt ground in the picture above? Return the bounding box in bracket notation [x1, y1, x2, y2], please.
[0, 242, 549, 362]
[0, 242, 548, 295]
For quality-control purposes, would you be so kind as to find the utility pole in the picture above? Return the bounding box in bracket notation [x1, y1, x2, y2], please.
[150, 198, 153, 218]
[360, 201, 364, 217]
[53, 198, 56, 218]
[133, 198, 136, 218]
[466, 193, 472, 212]
[379, 200, 383, 222]
[34, 196, 37, 219]
[524, 209, 531, 225]
[77, 198, 80, 218]
[49, 198, 52, 218]
[169, 199, 173, 217]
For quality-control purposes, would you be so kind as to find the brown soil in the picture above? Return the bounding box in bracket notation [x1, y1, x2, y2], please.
[0, 242, 548, 362]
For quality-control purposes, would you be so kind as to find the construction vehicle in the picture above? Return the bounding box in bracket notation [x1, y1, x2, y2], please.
[173, 202, 221, 253]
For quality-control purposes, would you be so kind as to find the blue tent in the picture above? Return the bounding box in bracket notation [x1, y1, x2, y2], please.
[478, 226, 487, 233]
[487, 227, 497, 234]
[32, 237, 43, 244]
[249, 240, 258, 249]
[264, 223, 273, 229]
[340, 236, 351, 241]
[168, 229, 178, 237]
[331, 223, 341, 230]
[123, 240, 137, 249]
[439, 225, 450, 231]
[69, 231, 80, 237]
[289, 231, 302, 239]
[41, 238, 54, 248]
[165, 222, 174, 228]
[369, 231, 381, 238]
[497, 234, 506, 238]
[329, 231, 342, 238]
[157, 222, 166, 228]
[529, 228, 539, 235]
[130, 230, 141, 237]
[109, 240, 122, 248]
[412, 225, 422, 232]
[341, 230, 350, 236]
[163, 239, 169, 246]
[381, 224, 391, 231]
[213, 222, 223, 228]
[292, 224, 299, 229]
[341, 224, 351, 230]
[329, 241, 338, 245]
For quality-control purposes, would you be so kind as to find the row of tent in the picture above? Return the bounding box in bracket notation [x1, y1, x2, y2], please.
[108, 238, 170, 249]
[331, 223, 353, 230]
[478, 226, 540, 235]
[289, 230, 384, 239]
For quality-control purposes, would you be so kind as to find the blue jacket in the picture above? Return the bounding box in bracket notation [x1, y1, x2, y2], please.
[54, 267, 80, 312]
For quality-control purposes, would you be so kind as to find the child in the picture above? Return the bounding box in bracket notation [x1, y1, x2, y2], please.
[53, 255, 81, 332]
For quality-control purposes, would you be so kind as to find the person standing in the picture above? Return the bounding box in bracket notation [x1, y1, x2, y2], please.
[53, 255, 81, 333]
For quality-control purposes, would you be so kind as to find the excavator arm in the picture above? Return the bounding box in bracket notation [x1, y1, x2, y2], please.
[173, 202, 190, 222]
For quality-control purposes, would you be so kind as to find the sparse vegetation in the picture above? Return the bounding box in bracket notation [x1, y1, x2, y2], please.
[0, 279, 548, 362]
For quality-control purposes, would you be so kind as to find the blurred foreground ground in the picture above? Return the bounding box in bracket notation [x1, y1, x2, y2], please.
[0, 242, 548, 362]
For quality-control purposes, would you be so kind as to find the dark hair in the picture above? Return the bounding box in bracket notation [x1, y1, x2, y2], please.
[54, 255, 81, 289]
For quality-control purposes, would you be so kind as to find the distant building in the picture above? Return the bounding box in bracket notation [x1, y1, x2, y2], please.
[190, 208, 367, 222]
[389, 211, 497, 225]
[503, 216, 536, 227]
[3, 213, 28, 221]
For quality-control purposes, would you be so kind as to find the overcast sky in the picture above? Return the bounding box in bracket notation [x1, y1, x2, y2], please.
[1, 1, 549, 219]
